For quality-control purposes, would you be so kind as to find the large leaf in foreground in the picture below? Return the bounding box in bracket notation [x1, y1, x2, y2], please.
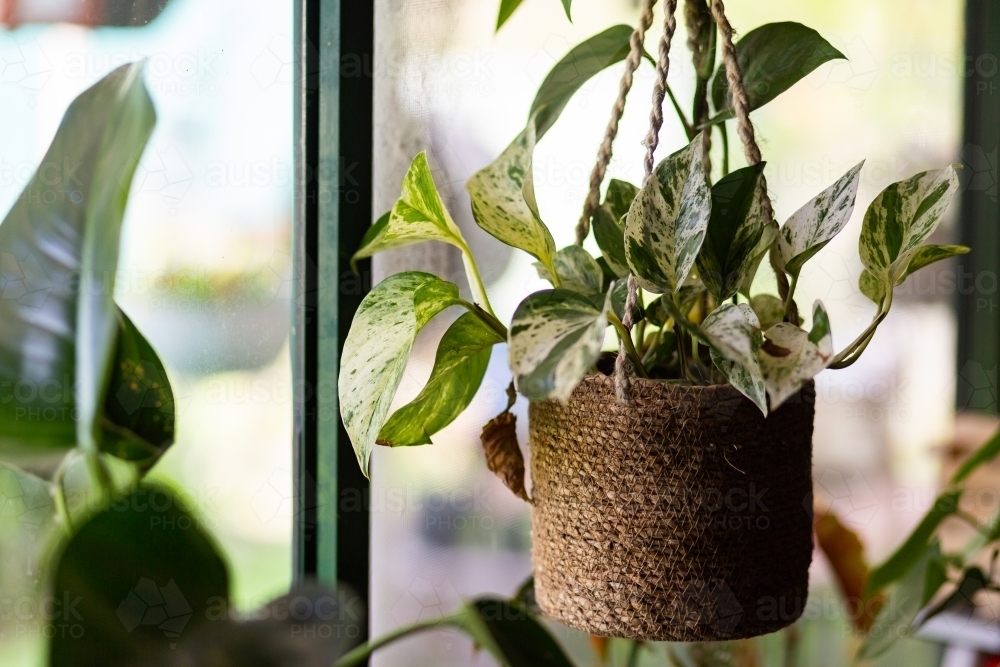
[702, 303, 766, 415]
[0, 63, 155, 470]
[339, 272, 462, 475]
[759, 301, 833, 410]
[625, 137, 711, 294]
[509, 288, 610, 402]
[859, 167, 960, 304]
[777, 161, 864, 277]
[696, 164, 767, 301]
[49, 484, 229, 667]
[377, 313, 503, 447]
[710, 22, 845, 122]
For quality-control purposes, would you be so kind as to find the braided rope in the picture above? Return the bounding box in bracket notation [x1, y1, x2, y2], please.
[615, 0, 679, 403]
[574, 0, 657, 246]
[685, 0, 713, 176]
[710, 0, 794, 319]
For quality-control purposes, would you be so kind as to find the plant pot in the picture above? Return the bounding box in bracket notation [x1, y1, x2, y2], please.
[528, 375, 815, 641]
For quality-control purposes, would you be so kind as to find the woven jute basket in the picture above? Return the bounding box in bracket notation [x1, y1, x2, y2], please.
[529, 375, 815, 641]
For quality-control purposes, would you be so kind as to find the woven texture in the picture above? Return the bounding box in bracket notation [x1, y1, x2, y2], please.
[529, 376, 815, 641]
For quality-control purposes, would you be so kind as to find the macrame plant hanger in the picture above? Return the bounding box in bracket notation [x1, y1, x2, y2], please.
[574, 0, 778, 403]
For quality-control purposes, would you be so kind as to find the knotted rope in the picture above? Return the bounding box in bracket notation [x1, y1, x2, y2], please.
[573, 0, 657, 247]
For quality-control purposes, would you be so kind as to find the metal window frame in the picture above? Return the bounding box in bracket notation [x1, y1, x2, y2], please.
[957, 0, 1000, 414]
[293, 0, 372, 637]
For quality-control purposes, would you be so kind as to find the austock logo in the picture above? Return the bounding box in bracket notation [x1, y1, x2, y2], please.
[117, 577, 193, 646]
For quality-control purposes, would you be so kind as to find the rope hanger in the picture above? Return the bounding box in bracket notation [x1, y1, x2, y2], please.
[573, 0, 774, 403]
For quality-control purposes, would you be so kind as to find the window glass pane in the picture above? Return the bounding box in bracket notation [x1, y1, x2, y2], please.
[0, 1, 293, 663]
[371, 0, 964, 664]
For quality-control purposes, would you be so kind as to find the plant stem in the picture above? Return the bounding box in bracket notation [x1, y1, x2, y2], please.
[458, 242, 497, 317]
[829, 289, 894, 369]
[674, 324, 694, 382]
[52, 462, 73, 535]
[86, 452, 113, 503]
[782, 273, 799, 320]
[625, 640, 643, 667]
[609, 312, 649, 379]
[665, 83, 694, 140]
[334, 616, 458, 667]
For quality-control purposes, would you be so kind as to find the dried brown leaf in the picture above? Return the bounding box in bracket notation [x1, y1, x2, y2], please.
[815, 510, 884, 632]
[481, 411, 529, 501]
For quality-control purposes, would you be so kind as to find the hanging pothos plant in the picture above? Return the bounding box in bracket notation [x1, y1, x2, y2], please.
[339, 12, 967, 479]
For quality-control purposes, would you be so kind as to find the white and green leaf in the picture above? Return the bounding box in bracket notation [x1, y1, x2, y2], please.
[508, 288, 611, 402]
[750, 294, 785, 331]
[859, 243, 969, 306]
[859, 166, 960, 303]
[702, 303, 767, 415]
[466, 123, 557, 275]
[377, 312, 503, 448]
[759, 300, 834, 410]
[777, 161, 864, 277]
[535, 246, 603, 294]
[624, 136, 712, 294]
[592, 179, 637, 277]
[696, 164, 768, 301]
[351, 211, 401, 270]
[386, 151, 467, 249]
[339, 272, 463, 476]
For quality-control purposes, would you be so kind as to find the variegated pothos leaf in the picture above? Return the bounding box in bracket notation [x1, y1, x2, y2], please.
[859, 166, 960, 303]
[750, 294, 785, 331]
[508, 288, 611, 402]
[339, 272, 463, 475]
[859, 243, 969, 305]
[466, 122, 557, 275]
[377, 312, 504, 447]
[624, 136, 712, 294]
[696, 164, 767, 301]
[759, 300, 833, 410]
[535, 246, 603, 294]
[777, 161, 864, 277]
[702, 303, 767, 415]
[386, 151, 466, 248]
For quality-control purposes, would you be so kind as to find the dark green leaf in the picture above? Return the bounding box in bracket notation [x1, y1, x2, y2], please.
[0, 63, 155, 473]
[377, 313, 503, 447]
[592, 180, 637, 277]
[866, 490, 963, 598]
[921, 567, 990, 626]
[862, 540, 942, 658]
[560, 0, 572, 21]
[496, 0, 525, 30]
[530, 25, 635, 138]
[709, 22, 845, 122]
[49, 483, 229, 667]
[696, 164, 767, 301]
[100, 309, 175, 470]
[921, 551, 948, 608]
[950, 427, 1000, 484]
[458, 598, 574, 667]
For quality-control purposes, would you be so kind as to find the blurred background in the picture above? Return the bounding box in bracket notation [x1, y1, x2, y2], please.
[0, 0, 294, 663]
[0, 0, 989, 665]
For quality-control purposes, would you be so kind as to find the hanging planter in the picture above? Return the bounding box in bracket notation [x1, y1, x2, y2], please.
[338, 0, 967, 644]
[529, 376, 815, 640]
